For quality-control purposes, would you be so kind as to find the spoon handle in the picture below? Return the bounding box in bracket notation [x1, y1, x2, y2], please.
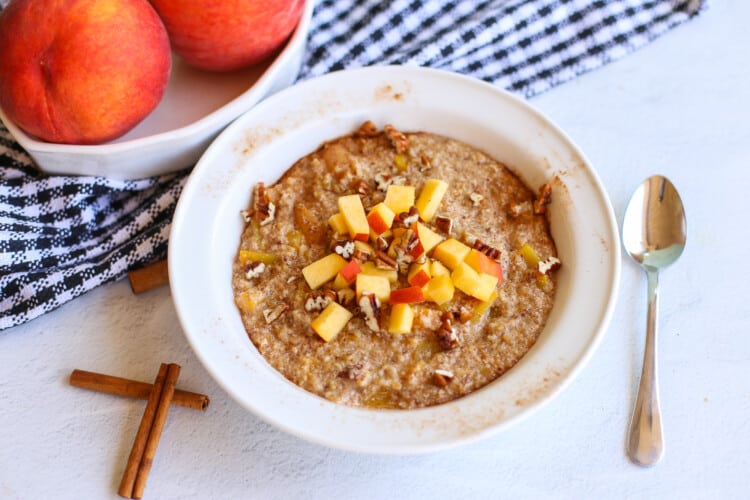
[627, 267, 664, 466]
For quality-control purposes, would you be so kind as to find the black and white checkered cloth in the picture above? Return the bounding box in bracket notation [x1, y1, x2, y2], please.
[0, 0, 705, 330]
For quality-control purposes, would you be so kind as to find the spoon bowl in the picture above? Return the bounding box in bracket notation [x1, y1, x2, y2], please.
[622, 175, 687, 466]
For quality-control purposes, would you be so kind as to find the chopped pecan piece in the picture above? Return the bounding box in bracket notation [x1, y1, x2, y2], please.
[433, 215, 453, 235]
[358, 293, 381, 331]
[433, 369, 455, 388]
[398, 206, 420, 227]
[384, 124, 410, 154]
[332, 240, 356, 260]
[336, 287, 356, 307]
[473, 239, 501, 260]
[262, 304, 288, 324]
[374, 172, 392, 192]
[240, 209, 253, 223]
[469, 192, 484, 207]
[419, 153, 432, 172]
[252, 182, 276, 226]
[374, 236, 389, 252]
[533, 183, 552, 215]
[435, 312, 460, 350]
[352, 179, 371, 197]
[508, 200, 532, 218]
[374, 249, 397, 270]
[355, 120, 379, 137]
[538, 256, 562, 275]
[305, 289, 337, 312]
[351, 249, 371, 264]
[244, 261, 265, 280]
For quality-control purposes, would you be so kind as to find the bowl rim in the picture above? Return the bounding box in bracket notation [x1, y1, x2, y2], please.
[0, 0, 315, 156]
[169, 65, 621, 454]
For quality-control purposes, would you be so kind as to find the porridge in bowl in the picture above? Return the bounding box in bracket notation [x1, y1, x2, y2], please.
[232, 121, 561, 409]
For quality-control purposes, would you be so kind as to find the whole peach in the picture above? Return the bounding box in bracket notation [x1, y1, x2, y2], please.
[0, 0, 171, 144]
[149, 0, 304, 72]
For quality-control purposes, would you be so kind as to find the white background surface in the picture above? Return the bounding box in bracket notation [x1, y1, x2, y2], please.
[2, 1, 748, 498]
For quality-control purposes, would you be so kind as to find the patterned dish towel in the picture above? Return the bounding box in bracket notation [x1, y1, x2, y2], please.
[0, 0, 706, 329]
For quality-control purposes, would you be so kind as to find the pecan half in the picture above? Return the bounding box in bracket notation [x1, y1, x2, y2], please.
[384, 124, 410, 154]
[533, 183, 552, 215]
[358, 293, 381, 331]
[473, 239, 501, 260]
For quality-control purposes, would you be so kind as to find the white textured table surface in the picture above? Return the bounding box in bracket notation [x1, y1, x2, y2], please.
[2, 2, 748, 498]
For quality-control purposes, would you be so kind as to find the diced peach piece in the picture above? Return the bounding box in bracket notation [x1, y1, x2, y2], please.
[360, 261, 398, 283]
[422, 274, 455, 305]
[328, 212, 348, 235]
[389, 286, 425, 304]
[332, 273, 351, 290]
[451, 262, 498, 302]
[407, 261, 431, 287]
[239, 250, 280, 265]
[354, 240, 375, 256]
[388, 303, 414, 334]
[518, 243, 540, 268]
[311, 302, 353, 342]
[235, 291, 257, 312]
[355, 273, 391, 303]
[302, 253, 348, 289]
[471, 291, 498, 322]
[367, 202, 396, 235]
[465, 248, 503, 281]
[415, 179, 448, 222]
[338, 194, 370, 241]
[433, 238, 471, 270]
[430, 259, 450, 277]
[338, 259, 362, 284]
[415, 222, 444, 255]
[383, 184, 415, 214]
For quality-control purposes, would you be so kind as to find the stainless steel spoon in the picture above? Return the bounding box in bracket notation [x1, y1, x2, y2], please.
[622, 175, 686, 466]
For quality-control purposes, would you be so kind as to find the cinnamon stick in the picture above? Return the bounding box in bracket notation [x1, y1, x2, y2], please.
[127, 259, 169, 294]
[118, 363, 168, 498]
[70, 369, 209, 411]
[131, 363, 181, 499]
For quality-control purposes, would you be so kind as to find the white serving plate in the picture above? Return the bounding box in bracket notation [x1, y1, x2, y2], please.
[0, 0, 314, 180]
[169, 65, 621, 454]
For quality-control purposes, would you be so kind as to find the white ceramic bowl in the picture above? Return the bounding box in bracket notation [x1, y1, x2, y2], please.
[169, 66, 621, 454]
[0, 0, 314, 180]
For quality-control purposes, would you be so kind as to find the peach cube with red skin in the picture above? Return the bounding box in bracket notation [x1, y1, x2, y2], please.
[465, 248, 503, 282]
[407, 261, 431, 287]
[338, 194, 370, 241]
[415, 179, 448, 222]
[451, 262, 498, 302]
[311, 302, 353, 342]
[367, 202, 396, 235]
[389, 286, 425, 304]
[302, 253, 348, 289]
[415, 222, 444, 255]
[383, 185, 415, 214]
[337, 259, 362, 284]
[388, 303, 414, 334]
